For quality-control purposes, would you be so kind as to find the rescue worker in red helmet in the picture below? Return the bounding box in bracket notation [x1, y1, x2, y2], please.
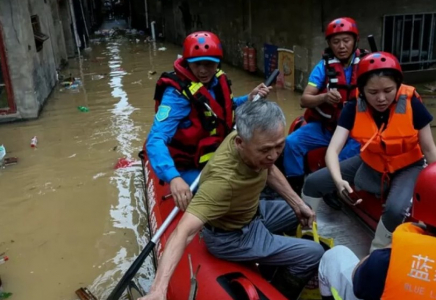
[282, 17, 368, 198]
[146, 31, 271, 210]
[302, 51, 436, 252]
[317, 161, 436, 300]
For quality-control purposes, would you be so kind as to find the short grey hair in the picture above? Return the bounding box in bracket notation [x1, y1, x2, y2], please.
[235, 99, 286, 141]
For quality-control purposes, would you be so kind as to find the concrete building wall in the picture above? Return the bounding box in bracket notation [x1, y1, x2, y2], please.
[0, 0, 39, 120]
[162, 0, 317, 90]
[58, 0, 76, 58]
[28, 0, 58, 109]
[0, 0, 103, 122]
[129, 0, 164, 36]
[161, 0, 184, 45]
[163, 0, 436, 90]
[147, 0, 164, 39]
[0, 0, 64, 121]
[80, 0, 93, 33]
[49, 0, 68, 66]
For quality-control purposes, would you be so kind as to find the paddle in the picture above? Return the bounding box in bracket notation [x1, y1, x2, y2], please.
[107, 174, 201, 300]
[252, 69, 280, 102]
[367, 35, 378, 52]
[232, 69, 280, 131]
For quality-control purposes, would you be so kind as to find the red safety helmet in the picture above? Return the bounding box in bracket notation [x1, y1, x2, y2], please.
[413, 162, 436, 228]
[182, 31, 223, 63]
[325, 17, 359, 41]
[357, 52, 403, 83]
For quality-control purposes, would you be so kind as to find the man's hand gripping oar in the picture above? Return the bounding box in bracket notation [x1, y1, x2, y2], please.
[107, 175, 201, 300]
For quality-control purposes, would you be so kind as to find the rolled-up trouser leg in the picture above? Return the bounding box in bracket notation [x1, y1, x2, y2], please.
[318, 245, 360, 300]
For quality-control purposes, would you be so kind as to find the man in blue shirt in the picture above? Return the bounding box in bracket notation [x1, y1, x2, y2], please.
[317, 162, 436, 300]
[281, 18, 367, 205]
[146, 31, 271, 211]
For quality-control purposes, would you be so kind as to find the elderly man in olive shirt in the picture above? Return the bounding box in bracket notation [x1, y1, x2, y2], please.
[141, 100, 324, 300]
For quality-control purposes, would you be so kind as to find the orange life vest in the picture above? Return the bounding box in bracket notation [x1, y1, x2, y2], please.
[381, 223, 436, 300]
[350, 84, 423, 174]
[303, 48, 369, 131]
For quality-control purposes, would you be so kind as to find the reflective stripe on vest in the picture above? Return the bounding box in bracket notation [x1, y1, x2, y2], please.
[324, 54, 361, 93]
[182, 70, 226, 99]
[199, 152, 214, 164]
[182, 70, 229, 137]
[182, 82, 203, 98]
[326, 56, 361, 66]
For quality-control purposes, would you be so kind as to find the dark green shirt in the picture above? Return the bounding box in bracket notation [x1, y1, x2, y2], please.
[186, 131, 267, 230]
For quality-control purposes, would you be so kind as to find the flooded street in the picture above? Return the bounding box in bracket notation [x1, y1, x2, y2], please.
[1, 22, 436, 299]
[0, 30, 302, 299]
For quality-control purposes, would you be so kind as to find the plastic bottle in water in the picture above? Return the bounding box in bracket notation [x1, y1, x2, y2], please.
[30, 136, 37, 148]
[0, 256, 8, 265]
[0, 257, 11, 299]
[0, 275, 12, 298]
[77, 106, 89, 112]
[0, 145, 5, 168]
[0, 145, 5, 159]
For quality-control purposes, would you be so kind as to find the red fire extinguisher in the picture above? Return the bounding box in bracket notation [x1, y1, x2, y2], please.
[243, 44, 249, 71]
[248, 44, 256, 73]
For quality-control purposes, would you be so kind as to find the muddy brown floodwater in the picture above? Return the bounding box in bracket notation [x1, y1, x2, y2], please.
[0, 34, 304, 299]
[1, 27, 436, 300]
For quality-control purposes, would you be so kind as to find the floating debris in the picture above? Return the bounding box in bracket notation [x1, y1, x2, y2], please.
[131, 80, 142, 85]
[91, 74, 105, 81]
[77, 106, 89, 113]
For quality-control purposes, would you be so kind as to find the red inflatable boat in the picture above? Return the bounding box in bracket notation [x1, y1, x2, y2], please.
[139, 149, 288, 300]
